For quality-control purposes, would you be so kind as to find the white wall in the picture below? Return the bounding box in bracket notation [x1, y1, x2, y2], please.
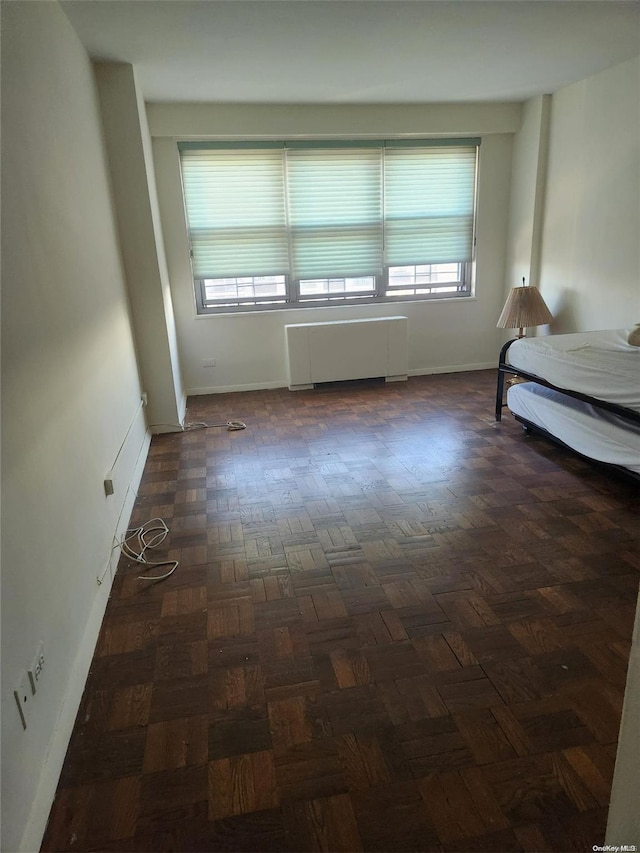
[504, 95, 552, 294]
[1, 4, 148, 851]
[95, 63, 186, 429]
[150, 104, 518, 393]
[147, 102, 521, 139]
[537, 55, 640, 331]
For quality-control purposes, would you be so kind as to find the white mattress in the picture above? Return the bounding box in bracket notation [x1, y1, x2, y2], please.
[505, 329, 640, 413]
[508, 382, 640, 474]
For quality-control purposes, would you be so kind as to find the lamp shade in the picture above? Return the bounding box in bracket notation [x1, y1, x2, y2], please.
[497, 284, 553, 333]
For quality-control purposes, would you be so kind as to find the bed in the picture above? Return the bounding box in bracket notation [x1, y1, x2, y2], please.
[495, 329, 640, 478]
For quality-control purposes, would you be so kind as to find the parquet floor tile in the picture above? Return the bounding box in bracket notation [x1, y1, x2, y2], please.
[42, 371, 639, 851]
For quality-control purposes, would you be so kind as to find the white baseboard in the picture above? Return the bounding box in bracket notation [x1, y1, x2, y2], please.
[187, 366, 495, 396]
[409, 361, 496, 376]
[20, 577, 112, 853]
[19, 430, 151, 853]
[150, 423, 184, 434]
[104, 430, 152, 583]
[186, 380, 287, 395]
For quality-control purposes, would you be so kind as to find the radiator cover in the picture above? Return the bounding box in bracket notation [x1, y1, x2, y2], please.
[285, 316, 408, 390]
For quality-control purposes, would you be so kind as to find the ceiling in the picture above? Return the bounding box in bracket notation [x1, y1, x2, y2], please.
[61, 1, 640, 104]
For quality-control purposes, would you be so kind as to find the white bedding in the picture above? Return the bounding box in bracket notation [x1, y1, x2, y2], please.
[505, 329, 640, 413]
[507, 382, 640, 474]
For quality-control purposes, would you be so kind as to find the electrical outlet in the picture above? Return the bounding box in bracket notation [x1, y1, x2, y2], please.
[28, 642, 45, 694]
[14, 672, 31, 729]
[202, 358, 216, 368]
[141, 392, 148, 406]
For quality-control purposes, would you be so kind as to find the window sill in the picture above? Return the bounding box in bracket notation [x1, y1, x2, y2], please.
[193, 295, 478, 320]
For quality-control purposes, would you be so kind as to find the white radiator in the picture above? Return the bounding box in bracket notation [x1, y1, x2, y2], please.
[285, 316, 408, 390]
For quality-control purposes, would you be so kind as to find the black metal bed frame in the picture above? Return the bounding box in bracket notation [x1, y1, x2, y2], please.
[495, 338, 640, 425]
[495, 337, 640, 481]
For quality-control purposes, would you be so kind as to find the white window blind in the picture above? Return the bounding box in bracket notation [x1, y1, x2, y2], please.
[180, 148, 288, 278]
[384, 145, 478, 267]
[179, 139, 479, 311]
[287, 147, 383, 279]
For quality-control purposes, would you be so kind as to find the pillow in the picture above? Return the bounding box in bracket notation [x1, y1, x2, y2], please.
[628, 325, 640, 347]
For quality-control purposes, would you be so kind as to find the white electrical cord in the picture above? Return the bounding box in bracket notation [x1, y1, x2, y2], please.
[148, 421, 246, 432]
[116, 518, 179, 582]
[189, 420, 247, 431]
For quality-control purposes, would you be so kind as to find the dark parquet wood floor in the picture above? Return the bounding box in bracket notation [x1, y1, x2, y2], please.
[42, 371, 640, 852]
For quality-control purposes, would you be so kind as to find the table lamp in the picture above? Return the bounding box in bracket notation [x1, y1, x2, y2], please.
[497, 278, 553, 338]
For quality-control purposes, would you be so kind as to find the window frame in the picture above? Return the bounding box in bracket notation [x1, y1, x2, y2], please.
[183, 140, 479, 315]
[195, 265, 474, 313]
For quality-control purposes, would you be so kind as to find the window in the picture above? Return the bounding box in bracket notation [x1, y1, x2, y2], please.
[179, 139, 479, 313]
